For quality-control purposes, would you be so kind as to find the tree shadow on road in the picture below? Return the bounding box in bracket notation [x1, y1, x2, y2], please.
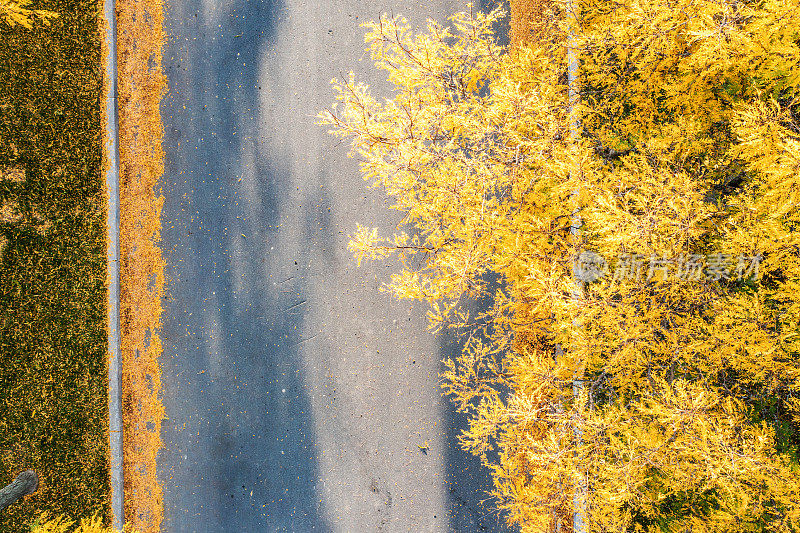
[439, 4, 514, 532]
[158, 0, 330, 530]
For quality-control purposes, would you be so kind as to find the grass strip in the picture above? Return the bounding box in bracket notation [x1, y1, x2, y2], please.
[0, 0, 110, 529]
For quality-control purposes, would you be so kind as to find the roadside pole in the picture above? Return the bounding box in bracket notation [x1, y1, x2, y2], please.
[567, 0, 588, 530]
[102, 0, 124, 526]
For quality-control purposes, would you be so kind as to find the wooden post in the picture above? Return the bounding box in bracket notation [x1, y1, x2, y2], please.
[0, 470, 38, 512]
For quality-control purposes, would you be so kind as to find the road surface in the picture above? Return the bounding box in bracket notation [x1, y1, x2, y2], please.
[158, 0, 511, 531]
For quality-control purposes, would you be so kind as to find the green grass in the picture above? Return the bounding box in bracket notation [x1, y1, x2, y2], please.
[0, 0, 109, 529]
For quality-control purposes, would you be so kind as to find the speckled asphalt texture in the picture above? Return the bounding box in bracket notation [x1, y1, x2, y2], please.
[157, 1, 512, 531]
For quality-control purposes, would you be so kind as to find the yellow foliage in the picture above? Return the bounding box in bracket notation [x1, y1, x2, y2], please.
[0, 0, 56, 28]
[323, 0, 800, 530]
[29, 512, 137, 533]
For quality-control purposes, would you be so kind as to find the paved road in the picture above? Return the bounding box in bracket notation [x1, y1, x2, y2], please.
[158, 1, 510, 531]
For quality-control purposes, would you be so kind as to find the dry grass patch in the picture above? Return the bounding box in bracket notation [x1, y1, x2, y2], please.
[0, 166, 25, 182]
[0, 199, 21, 223]
[0, 202, 52, 233]
[30, 206, 52, 235]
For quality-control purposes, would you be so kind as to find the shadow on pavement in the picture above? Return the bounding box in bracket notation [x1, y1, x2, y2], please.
[440, 279, 514, 533]
[441, 2, 515, 531]
[158, 0, 330, 530]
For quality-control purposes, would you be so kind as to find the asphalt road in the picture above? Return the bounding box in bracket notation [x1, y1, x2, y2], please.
[157, 1, 511, 531]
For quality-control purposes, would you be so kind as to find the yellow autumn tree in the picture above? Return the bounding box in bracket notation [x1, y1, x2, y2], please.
[322, 1, 800, 531]
[0, 0, 57, 29]
[28, 512, 137, 533]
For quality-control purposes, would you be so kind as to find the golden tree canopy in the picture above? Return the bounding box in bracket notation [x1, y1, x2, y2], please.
[322, 1, 800, 530]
